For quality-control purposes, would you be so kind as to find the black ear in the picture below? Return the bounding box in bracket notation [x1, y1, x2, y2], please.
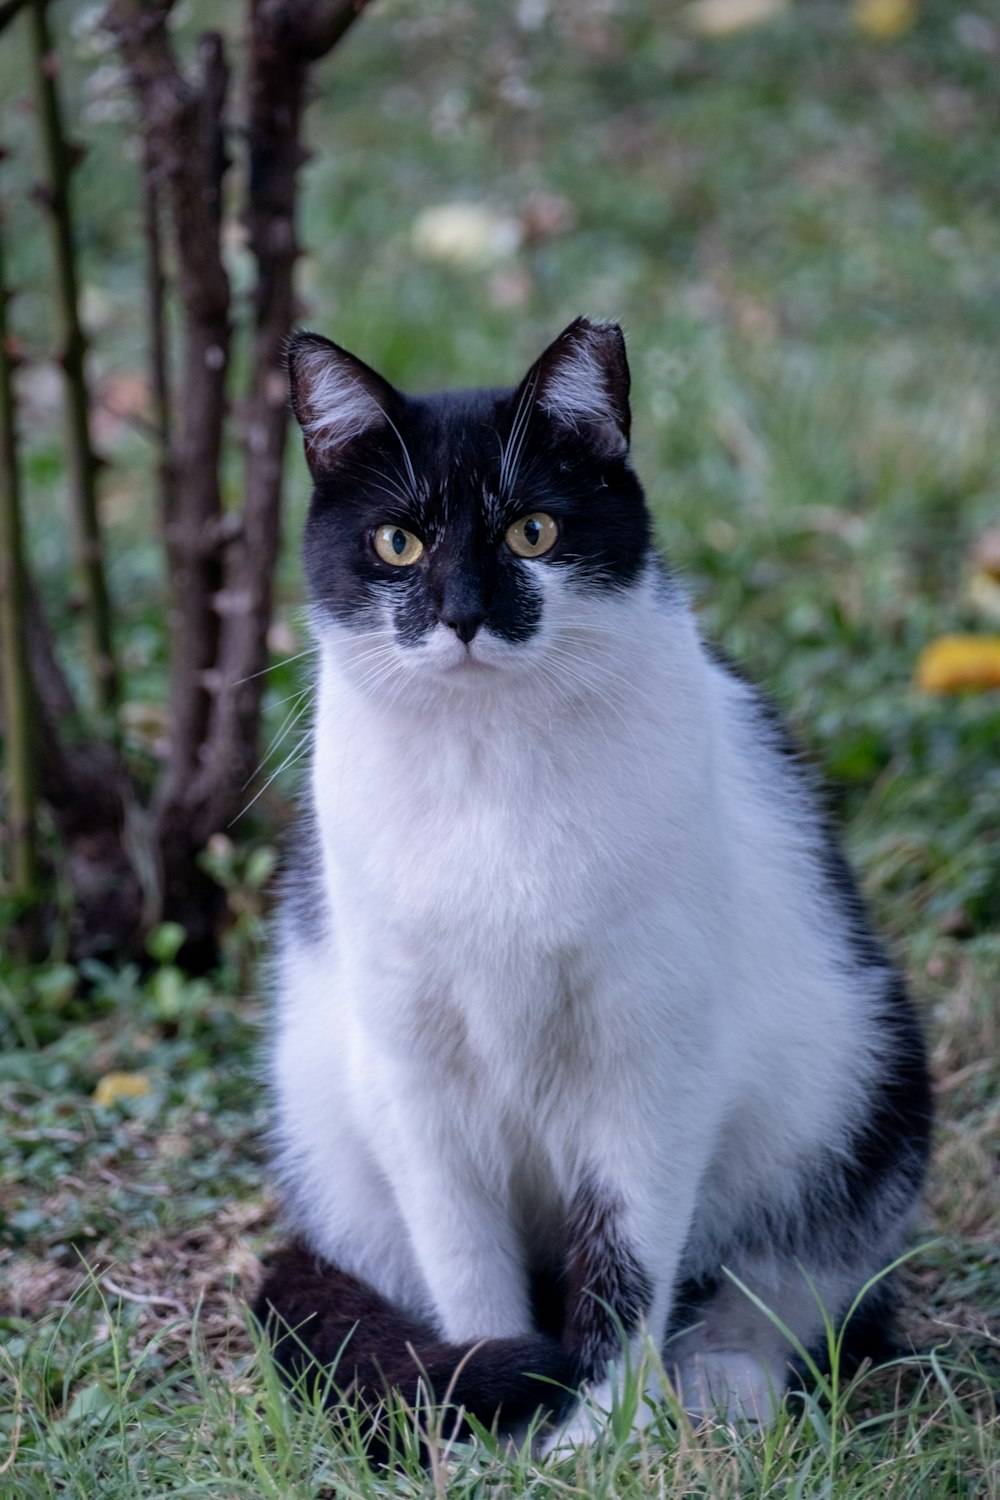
[287, 331, 400, 479]
[523, 317, 631, 457]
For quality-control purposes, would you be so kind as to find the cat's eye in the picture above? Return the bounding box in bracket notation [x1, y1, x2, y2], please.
[505, 512, 558, 558]
[374, 525, 424, 567]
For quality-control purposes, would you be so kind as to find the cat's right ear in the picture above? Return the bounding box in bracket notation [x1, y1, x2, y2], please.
[287, 332, 399, 479]
[521, 317, 631, 459]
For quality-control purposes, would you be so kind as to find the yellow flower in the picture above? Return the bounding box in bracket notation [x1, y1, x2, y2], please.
[915, 636, 1000, 694]
[851, 0, 918, 40]
[93, 1071, 153, 1107]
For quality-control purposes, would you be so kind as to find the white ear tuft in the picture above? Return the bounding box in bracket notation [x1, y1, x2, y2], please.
[532, 318, 631, 456]
[288, 332, 394, 476]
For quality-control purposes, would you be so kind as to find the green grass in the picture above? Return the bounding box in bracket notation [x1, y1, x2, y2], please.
[2, 0, 999, 1492]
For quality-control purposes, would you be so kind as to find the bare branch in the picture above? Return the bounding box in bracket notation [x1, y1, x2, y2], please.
[0, 198, 39, 900]
[293, 0, 375, 60]
[29, 0, 118, 713]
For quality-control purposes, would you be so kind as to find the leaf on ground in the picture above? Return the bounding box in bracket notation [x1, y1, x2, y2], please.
[683, 0, 790, 37]
[851, 0, 918, 40]
[915, 636, 1000, 694]
[92, 1071, 152, 1107]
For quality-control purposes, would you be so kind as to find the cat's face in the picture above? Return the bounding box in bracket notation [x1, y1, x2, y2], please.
[291, 318, 653, 694]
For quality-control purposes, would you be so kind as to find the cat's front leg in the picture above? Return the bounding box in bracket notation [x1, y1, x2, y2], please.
[543, 1133, 710, 1452]
[371, 1082, 534, 1344]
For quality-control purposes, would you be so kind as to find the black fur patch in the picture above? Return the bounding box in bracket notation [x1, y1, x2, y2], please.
[255, 1240, 574, 1464]
[563, 1175, 654, 1382]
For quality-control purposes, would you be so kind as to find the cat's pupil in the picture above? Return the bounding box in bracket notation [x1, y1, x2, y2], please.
[391, 529, 406, 555]
[524, 519, 541, 547]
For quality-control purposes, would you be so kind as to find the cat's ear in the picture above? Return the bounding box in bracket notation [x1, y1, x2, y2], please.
[524, 317, 631, 457]
[287, 331, 400, 478]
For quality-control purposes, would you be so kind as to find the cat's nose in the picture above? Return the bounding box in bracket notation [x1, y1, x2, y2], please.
[442, 608, 484, 645]
[438, 574, 490, 644]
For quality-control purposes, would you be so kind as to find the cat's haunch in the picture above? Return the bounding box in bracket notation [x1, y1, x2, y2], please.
[257, 317, 931, 1457]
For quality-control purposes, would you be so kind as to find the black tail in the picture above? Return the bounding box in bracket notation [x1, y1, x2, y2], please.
[254, 1240, 575, 1460]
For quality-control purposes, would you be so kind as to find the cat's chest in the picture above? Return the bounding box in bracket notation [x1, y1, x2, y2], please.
[313, 701, 651, 945]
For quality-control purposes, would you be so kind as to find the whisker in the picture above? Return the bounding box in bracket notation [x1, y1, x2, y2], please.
[232, 644, 315, 687]
[230, 732, 313, 826]
[243, 691, 313, 791]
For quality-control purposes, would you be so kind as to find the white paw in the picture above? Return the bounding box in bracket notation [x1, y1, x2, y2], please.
[538, 1379, 613, 1457]
[671, 1351, 781, 1425]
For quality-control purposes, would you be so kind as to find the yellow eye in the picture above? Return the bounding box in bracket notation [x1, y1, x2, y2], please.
[505, 512, 558, 558]
[374, 525, 424, 566]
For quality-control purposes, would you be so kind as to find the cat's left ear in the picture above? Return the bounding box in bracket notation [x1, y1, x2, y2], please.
[523, 317, 631, 457]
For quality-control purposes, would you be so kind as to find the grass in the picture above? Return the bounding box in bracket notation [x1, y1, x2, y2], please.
[1, 0, 999, 1492]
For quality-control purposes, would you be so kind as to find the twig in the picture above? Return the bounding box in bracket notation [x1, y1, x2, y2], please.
[28, 0, 118, 713]
[0, 190, 40, 902]
[101, 1276, 188, 1316]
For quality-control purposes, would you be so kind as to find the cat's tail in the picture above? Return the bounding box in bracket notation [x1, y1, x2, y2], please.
[254, 1240, 574, 1460]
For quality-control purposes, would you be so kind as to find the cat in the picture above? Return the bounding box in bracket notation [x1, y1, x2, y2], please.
[255, 316, 932, 1456]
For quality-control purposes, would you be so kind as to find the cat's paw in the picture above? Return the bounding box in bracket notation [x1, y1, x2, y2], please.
[538, 1375, 665, 1458]
[537, 1380, 613, 1457]
[671, 1351, 780, 1425]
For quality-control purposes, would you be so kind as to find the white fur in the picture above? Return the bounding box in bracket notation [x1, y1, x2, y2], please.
[268, 563, 902, 1424]
[296, 346, 384, 460]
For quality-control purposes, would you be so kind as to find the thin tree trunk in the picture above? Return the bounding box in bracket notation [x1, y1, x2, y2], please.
[0, 198, 40, 904]
[107, 4, 234, 958]
[100, 0, 371, 962]
[186, 0, 309, 841]
[28, 0, 118, 714]
[142, 134, 175, 540]
[186, 0, 373, 847]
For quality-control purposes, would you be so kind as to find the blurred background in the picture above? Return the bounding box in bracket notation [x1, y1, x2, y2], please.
[0, 0, 997, 1488]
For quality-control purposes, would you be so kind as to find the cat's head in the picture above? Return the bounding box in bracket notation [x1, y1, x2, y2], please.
[290, 317, 654, 695]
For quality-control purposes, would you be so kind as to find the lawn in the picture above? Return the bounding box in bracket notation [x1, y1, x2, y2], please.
[1, 0, 998, 1494]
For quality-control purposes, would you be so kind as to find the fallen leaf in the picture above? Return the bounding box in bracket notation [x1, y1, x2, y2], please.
[851, 0, 918, 40]
[683, 0, 790, 38]
[915, 636, 1000, 694]
[93, 1071, 153, 1107]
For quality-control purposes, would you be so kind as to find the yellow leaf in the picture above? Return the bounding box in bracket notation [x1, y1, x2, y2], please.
[93, 1071, 153, 1107]
[851, 0, 918, 40]
[915, 636, 1000, 694]
[683, 0, 790, 36]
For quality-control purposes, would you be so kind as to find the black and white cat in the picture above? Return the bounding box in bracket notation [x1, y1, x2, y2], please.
[257, 318, 931, 1452]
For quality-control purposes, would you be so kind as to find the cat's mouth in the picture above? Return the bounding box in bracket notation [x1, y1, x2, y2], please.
[444, 645, 495, 673]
